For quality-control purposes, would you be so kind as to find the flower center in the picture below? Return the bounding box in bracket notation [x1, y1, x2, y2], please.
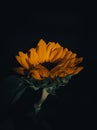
[42, 62, 57, 70]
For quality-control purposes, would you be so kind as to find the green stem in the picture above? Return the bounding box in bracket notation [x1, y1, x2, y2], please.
[34, 88, 49, 114]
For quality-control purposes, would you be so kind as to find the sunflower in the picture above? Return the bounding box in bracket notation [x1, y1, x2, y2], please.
[14, 39, 83, 80]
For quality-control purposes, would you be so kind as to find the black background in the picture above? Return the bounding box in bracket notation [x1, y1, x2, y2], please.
[0, 3, 96, 130]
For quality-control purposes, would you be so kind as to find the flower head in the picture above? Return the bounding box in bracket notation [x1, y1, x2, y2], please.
[14, 39, 83, 81]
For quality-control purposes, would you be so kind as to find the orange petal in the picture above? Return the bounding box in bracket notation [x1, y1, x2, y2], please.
[13, 67, 25, 75]
[39, 68, 49, 78]
[50, 64, 61, 74]
[36, 39, 47, 63]
[16, 51, 29, 69]
[28, 48, 39, 66]
[50, 69, 66, 78]
[63, 51, 72, 60]
[58, 58, 71, 68]
[70, 53, 77, 59]
[75, 57, 83, 65]
[68, 58, 76, 67]
[63, 60, 71, 68]
[16, 56, 22, 66]
[56, 70, 67, 78]
[61, 48, 68, 59]
[58, 51, 72, 65]
[45, 42, 55, 62]
[29, 64, 49, 80]
[49, 72, 56, 78]
[29, 69, 42, 80]
[52, 42, 62, 50]
[36, 64, 49, 78]
[47, 42, 62, 63]
[65, 68, 75, 75]
[49, 47, 63, 62]
[73, 67, 84, 74]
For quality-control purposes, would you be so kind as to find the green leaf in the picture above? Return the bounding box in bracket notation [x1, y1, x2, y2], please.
[10, 87, 27, 104]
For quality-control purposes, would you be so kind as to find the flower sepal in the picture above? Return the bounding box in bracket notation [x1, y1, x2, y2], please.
[20, 74, 73, 95]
